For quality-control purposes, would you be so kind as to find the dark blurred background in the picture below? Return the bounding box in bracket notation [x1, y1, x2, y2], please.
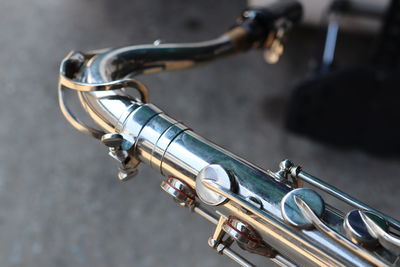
[0, 0, 399, 266]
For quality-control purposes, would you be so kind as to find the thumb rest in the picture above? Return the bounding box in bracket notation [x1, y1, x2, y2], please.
[57, 1, 400, 266]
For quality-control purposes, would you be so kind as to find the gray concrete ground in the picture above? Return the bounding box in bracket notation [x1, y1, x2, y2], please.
[0, 0, 399, 266]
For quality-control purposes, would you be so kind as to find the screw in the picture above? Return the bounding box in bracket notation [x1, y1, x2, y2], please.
[101, 133, 124, 148]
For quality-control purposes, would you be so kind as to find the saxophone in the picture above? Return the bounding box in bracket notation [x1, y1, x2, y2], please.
[57, 1, 400, 266]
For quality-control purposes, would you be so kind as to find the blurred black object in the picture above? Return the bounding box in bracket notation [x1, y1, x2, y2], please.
[286, 0, 400, 156]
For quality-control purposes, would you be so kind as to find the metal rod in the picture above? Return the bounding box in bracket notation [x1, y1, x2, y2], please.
[200, 179, 351, 267]
[360, 211, 400, 256]
[294, 197, 384, 266]
[219, 244, 255, 267]
[271, 255, 297, 267]
[322, 19, 339, 70]
[193, 206, 219, 225]
[194, 205, 295, 266]
[297, 171, 400, 230]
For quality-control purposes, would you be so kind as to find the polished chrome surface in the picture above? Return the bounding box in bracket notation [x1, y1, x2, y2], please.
[193, 206, 218, 225]
[101, 133, 124, 148]
[208, 213, 255, 267]
[294, 197, 387, 266]
[59, 0, 303, 137]
[100, 132, 140, 181]
[267, 159, 302, 188]
[360, 211, 400, 256]
[218, 244, 255, 267]
[281, 188, 325, 229]
[79, 36, 236, 134]
[58, 51, 150, 138]
[297, 170, 400, 231]
[196, 165, 234, 206]
[343, 210, 388, 248]
[201, 177, 389, 266]
[223, 216, 263, 248]
[58, 1, 400, 265]
[160, 176, 196, 206]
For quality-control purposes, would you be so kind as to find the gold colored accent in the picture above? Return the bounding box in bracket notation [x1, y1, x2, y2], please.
[222, 27, 250, 51]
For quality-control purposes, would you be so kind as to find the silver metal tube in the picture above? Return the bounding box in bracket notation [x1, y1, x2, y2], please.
[193, 206, 219, 225]
[221, 246, 255, 267]
[71, 44, 396, 267]
[80, 36, 235, 130]
[57, 2, 400, 264]
[271, 255, 297, 267]
[105, 102, 385, 266]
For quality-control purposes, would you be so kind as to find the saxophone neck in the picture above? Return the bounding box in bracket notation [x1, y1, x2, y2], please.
[58, 0, 302, 137]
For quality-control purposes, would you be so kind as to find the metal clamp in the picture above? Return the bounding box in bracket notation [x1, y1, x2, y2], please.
[101, 133, 140, 181]
[268, 159, 302, 188]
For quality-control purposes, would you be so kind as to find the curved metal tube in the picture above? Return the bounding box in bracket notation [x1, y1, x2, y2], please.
[80, 36, 238, 131]
[60, 0, 304, 134]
